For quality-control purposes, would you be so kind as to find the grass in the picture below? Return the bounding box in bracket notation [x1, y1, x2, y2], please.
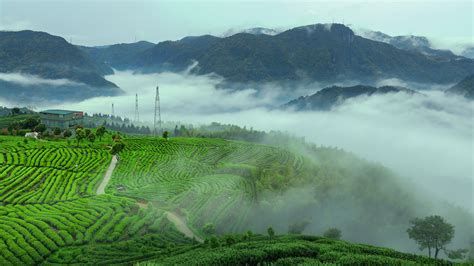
[0, 135, 466, 265]
[139, 235, 450, 265]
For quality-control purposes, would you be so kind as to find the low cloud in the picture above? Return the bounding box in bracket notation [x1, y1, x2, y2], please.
[13, 70, 472, 214]
[0, 72, 81, 87]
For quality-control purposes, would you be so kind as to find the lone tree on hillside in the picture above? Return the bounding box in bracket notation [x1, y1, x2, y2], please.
[162, 131, 169, 140]
[407, 215, 454, 259]
[288, 221, 310, 234]
[323, 227, 342, 240]
[75, 128, 86, 145]
[202, 223, 216, 236]
[88, 132, 96, 143]
[34, 124, 47, 134]
[63, 129, 72, 138]
[267, 227, 275, 238]
[53, 127, 61, 136]
[96, 125, 106, 141]
[111, 142, 125, 155]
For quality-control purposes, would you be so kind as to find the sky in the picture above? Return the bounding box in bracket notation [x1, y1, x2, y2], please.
[0, 0, 472, 51]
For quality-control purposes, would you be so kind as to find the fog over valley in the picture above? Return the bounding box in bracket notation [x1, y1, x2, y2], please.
[3, 70, 471, 213]
[1, 1, 473, 263]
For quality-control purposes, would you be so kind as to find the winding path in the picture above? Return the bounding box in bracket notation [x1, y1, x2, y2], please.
[97, 155, 203, 242]
[96, 155, 117, 195]
[166, 211, 204, 243]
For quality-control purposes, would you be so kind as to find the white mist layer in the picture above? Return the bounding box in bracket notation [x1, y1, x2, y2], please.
[14, 70, 473, 213]
[0, 72, 81, 86]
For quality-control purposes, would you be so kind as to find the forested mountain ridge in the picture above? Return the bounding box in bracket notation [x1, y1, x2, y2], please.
[78, 40, 155, 70]
[358, 30, 461, 61]
[0, 30, 123, 102]
[132, 24, 474, 84]
[445, 74, 474, 100]
[0, 30, 117, 87]
[283, 85, 417, 111]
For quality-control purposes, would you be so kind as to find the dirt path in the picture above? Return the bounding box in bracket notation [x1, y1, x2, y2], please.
[98, 157, 201, 243]
[166, 211, 204, 243]
[96, 155, 117, 195]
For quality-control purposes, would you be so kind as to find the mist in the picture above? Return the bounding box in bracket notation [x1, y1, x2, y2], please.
[3, 68, 472, 255]
[28, 70, 470, 212]
[0, 72, 81, 87]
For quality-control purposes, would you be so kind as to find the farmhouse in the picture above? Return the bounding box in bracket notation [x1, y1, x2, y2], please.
[39, 109, 84, 128]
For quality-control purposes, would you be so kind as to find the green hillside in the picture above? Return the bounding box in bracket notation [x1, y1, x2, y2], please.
[0, 135, 470, 265]
[140, 235, 448, 265]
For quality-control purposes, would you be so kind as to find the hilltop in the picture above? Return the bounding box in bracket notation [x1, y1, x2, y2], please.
[49, 24, 474, 85]
[132, 23, 473, 84]
[445, 74, 474, 100]
[283, 85, 416, 111]
[358, 30, 461, 61]
[79, 41, 155, 70]
[0, 30, 122, 102]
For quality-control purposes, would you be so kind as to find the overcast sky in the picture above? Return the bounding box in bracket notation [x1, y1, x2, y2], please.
[0, 0, 472, 50]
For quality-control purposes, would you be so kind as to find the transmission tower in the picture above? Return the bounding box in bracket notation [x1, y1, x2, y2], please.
[134, 93, 139, 122]
[154, 86, 162, 136]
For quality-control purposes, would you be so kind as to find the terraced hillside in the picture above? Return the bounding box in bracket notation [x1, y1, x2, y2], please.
[0, 135, 468, 264]
[0, 136, 190, 265]
[108, 137, 308, 234]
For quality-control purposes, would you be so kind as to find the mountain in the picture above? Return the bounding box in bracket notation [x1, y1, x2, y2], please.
[357, 30, 460, 61]
[223, 27, 281, 37]
[461, 47, 474, 59]
[137, 35, 221, 73]
[134, 24, 474, 84]
[0, 30, 122, 102]
[283, 85, 416, 111]
[445, 74, 474, 100]
[79, 41, 155, 70]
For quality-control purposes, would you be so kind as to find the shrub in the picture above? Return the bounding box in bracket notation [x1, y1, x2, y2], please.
[324, 228, 342, 240]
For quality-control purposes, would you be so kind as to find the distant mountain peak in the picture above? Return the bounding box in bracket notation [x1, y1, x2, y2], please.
[222, 27, 281, 37]
[356, 29, 460, 60]
[283, 85, 417, 111]
[445, 74, 474, 100]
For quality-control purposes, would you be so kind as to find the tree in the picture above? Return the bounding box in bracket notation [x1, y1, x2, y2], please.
[7, 122, 19, 135]
[224, 235, 236, 246]
[96, 125, 106, 141]
[407, 215, 454, 259]
[162, 131, 169, 140]
[34, 124, 47, 134]
[84, 128, 92, 137]
[11, 107, 20, 116]
[174, 125, 180, 137]
[111, 142, 125, 155]
[445, 248, 468, 260]
[53, 127, 61, 136]
[288, 221, 310, 234]
[209, 236, 219, 248]
[63, 130, 72, 138]
[323, 228, 342, 240]
[88, 132, 96, 143]
[22, 117, 39, 130]
[202, 223, 216, 236]
[267, 227, 275, 238]
[75, 128, 86, 145]
[112, 133, 121, 142]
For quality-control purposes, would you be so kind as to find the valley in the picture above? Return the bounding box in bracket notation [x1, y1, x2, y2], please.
[0, 1, 473, 264]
